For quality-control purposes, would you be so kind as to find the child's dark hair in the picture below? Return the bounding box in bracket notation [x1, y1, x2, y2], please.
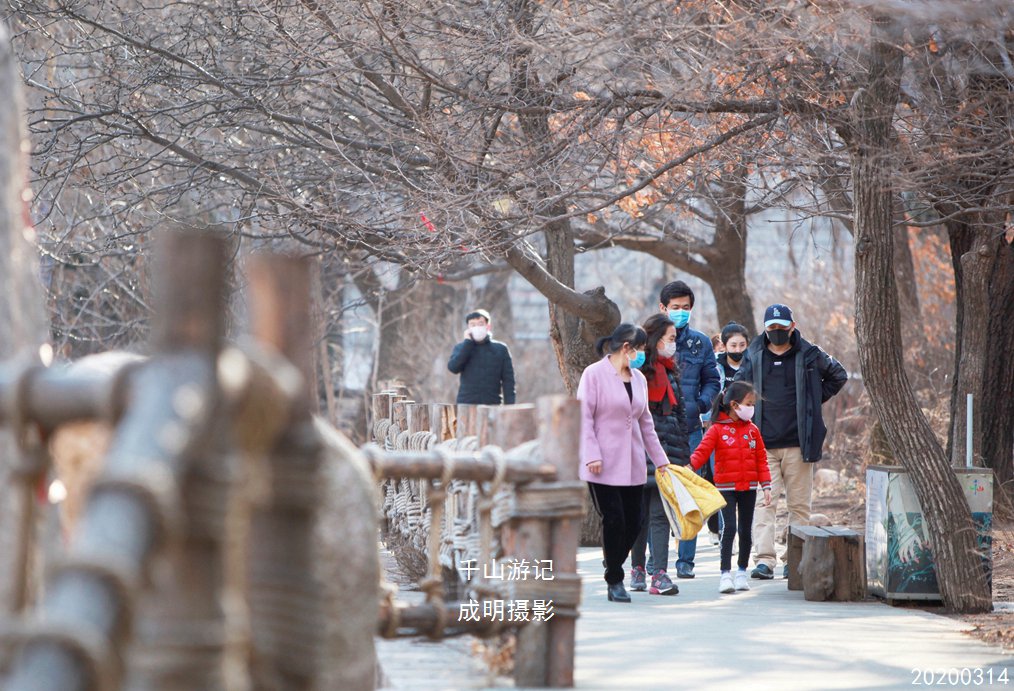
[720, 321, 750, 344]
[595, 323, 647, 357]
[641, 313, 675, 372]
[659, 280, 695, 309]
[465, 309, 491, 324]
[710, 380, 755, 421]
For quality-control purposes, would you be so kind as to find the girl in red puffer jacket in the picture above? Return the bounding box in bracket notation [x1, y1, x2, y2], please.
[690, 381, 772, 594]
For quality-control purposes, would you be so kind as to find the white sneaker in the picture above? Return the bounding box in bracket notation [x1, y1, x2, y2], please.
[734, 571, 750, 591]
[709, 532, 720, 546]
[719, 572, 735, 594]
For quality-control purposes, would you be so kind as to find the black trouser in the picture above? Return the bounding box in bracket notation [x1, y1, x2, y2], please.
[719, 489, 757, 572]
[588, 482, 644, 585]
[631, 484, 670, 573]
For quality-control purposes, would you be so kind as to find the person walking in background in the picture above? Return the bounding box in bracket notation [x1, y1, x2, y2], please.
[658, 280, 721, 578]
[691, 381, 771, 593]
[734, 304, 848, 580]
[577, 323, 671, 603]
[629, 314, 689, 596]
[447, 309, 516, 405]
[717, 322, 750, 391]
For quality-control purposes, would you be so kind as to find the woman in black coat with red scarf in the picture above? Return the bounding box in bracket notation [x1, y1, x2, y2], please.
[628, 313, 692, 595]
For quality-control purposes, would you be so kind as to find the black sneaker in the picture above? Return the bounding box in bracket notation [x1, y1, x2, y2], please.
[751, 564, 775, 580]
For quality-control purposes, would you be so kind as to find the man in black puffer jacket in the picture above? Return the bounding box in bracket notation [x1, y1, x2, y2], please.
[734, 303, 847, 580]
[447, 309, 516, 405]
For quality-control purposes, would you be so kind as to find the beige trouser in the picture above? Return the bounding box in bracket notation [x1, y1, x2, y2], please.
[754, 446, 812, 568]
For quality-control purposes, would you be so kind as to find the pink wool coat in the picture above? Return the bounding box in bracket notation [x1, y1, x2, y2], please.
[577, 356, 670, 486]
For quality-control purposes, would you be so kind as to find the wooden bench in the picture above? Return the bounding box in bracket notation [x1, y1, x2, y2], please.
[787, 525, 866, 602]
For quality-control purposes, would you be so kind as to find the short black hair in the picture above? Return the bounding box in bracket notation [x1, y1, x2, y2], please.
[465, 309, 491, 324]
[659, 280, 695, 309]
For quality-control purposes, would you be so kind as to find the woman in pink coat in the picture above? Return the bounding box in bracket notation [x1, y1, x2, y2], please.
[578, 323, 671, 603]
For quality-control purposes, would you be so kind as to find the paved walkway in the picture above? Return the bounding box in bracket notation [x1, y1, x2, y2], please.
[376, 538, 1013, 689]
[575, 539, 1014, 690]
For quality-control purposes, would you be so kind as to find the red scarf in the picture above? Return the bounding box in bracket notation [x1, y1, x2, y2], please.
[648, 356, 677, 405]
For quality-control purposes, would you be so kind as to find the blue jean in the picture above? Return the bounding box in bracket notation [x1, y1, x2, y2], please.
[676, 428, 709, 570]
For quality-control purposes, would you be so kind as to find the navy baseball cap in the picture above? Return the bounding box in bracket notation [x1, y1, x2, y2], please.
[764, 304, 794, 328]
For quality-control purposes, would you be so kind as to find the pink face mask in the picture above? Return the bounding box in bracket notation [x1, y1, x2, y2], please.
[736, 404, 755, 422]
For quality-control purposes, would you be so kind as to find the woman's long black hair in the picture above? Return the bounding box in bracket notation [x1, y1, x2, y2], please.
[641, 313, 675, 372]
[595, 322, 647, 357]
[710, 380, 755, 421]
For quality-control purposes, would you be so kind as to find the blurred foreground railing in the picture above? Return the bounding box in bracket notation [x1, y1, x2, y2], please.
[0, 232, 337, 691]
[365, 392, 584, 688]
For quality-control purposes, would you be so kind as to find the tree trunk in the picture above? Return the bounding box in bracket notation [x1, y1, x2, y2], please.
[947, 219, 1014, 499]
[544, 222, 614, 392]
[707, 168, 757, 335]
[945, 223, 975, 462]
[947, 219, 996, 468]
[982, 235, 1014, 498]
[893, 221, 922, 344]
[849, 14, 990, 613]
[0, 24, 49, 615]
[356, 269, 465, 403]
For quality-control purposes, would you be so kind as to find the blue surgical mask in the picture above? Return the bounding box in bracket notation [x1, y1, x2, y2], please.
[629, 351, 646, 369]
[668, 309, 691, 329]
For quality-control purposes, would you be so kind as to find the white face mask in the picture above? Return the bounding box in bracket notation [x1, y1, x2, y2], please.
[736, 404, 755, 422]
[660, 341, 677, 358]
[469, 325, 489, 341]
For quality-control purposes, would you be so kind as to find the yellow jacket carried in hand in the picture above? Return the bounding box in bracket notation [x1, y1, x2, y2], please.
[655, 465, 726, 541]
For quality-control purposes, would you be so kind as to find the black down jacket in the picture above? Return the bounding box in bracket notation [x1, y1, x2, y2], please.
[640, 361, 691, 486]
[734, 329, 848, 462]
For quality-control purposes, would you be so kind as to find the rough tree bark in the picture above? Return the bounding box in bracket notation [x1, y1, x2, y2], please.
[892, 222, 922, 345]
[947, 220, 1014, 493]
[981, 233, 1014, 497]
[705, 167, 757, 334]
[0, 23, 49, 615]
[945, 219, 996, 468]
[849, 15, 991, 613]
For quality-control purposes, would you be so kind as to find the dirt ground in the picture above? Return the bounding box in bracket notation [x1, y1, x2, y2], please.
[811, 483, 1014, 653]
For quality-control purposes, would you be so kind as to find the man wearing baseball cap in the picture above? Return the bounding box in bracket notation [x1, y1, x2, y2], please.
[734, 303, 848, 579]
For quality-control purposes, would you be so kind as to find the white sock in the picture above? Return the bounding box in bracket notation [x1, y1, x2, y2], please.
[721, 570, 731, 576]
